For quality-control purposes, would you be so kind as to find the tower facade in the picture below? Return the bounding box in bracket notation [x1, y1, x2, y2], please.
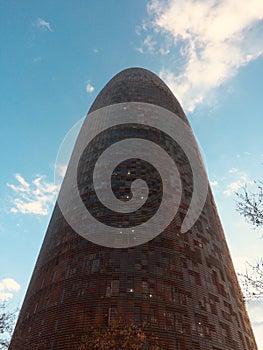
[10, 68, 257, 349]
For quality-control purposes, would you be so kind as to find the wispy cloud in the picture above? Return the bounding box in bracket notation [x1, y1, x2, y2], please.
[224, 173, 254, 196]
[141, 0, 263, 112]
[232, 255, 249, 275]
[86, 81, 95, 93]
[229, 167, 238, 174]
[0, 278, 20, 301]
[35, 17, 53, 32]
[55, 163, 67, 179]
[7, 174, 58, 215]
[143, 34, 157, 53]
[54, 163, 67, 191]
[33, 56, 42, 63]
[247, 300, 263, 346]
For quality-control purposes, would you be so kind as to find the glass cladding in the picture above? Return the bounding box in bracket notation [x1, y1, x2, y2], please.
[10, 68, 257, 350]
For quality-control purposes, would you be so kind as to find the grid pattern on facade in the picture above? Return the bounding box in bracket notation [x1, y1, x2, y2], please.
[10, 68, 258, 350]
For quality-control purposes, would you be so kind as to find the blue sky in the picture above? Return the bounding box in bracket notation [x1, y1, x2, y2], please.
[1, 0, 263, 346]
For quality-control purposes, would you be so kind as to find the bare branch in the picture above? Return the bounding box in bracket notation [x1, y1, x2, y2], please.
[0, 303, 18, 349]
[238, 258, 263, 300]
[235, 181, 263, 230]
[235, 179, 263, 300]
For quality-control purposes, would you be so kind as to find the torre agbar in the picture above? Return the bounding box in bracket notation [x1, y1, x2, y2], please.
[10, 68, 258, 350]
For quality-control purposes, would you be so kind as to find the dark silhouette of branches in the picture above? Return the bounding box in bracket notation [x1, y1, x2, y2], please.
[236, 181, 263, 229]
[238, 259, 263, 300]
[235, 180, 263, 300]
[0, 302, 18, 349]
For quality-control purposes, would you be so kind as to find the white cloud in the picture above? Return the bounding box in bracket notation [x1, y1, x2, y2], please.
[54, 163, 67, 192]
[86, 81, 95, 93]
[135, 22, 148, 35]
[224, 179, 245, 196]
[229, 167, 238, 173]
[247, 300, 263, 348]
[136, 47, 144, 54]
[35, 18, 53, 32]
[210, 180, 218, 187]
[230, 254, 263, 346]
[143, 0, 263, 111]
[159, 47, 170, 55]
[0, 278, 20, 301]
[33, 56, 42, 63]
[232, 255, 252, 275]
[7, 174, 58, 215]
[55, 163, 67, 179]
[224, 173, 254, 196]
[143, 35, 157, 52]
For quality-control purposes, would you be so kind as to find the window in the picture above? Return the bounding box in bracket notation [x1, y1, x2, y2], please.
[141, 281, 149, 293]
[51, 271, 57, 282]
[126, 278, 134, 293]
[111, 280, 120, 296]
[54, 320, 59, 331]
[45, 297, 50, 308]
[91, 259, 100, 273]
[150, 308, 157, 323]
[108, 307, 118, 324]
[34, 302, 38, 314]
[134, 307, 141, 323]
[197, 321, 204, 337]
[60, 288, 65, 303]
[105, 286, 111, 297]
[174, 312, 183, 333]
[165, 310, 174, 328]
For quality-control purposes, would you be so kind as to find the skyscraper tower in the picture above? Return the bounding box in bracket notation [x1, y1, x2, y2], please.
[10, 68, 257, 350]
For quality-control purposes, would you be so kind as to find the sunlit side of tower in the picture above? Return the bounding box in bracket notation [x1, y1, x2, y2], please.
[10, 68, 258, 350]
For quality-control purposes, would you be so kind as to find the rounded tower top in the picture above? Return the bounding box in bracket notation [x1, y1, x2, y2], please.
[88, 67, 189, 124]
